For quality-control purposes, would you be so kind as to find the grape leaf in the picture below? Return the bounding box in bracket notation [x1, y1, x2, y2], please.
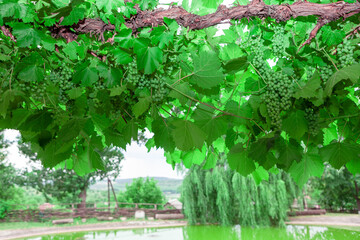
[136, 46, 163, 74]
[320, 142, 360, 169]
[103, 128, 127, 150]
[132, 97, 151, 118]
[18, 64, 44, 82]
[276, 139, 302, 170]
[182, 147, 206, 168]
[152, 118, 175, 152]
[223, 56, 249, 74]
[321, 26, 345, 46]
[165, 151, 181, 169]
[324, 64, 360, 96]
[171, 120, 207, 151]
[294, 71, 321, 99]
[248, 137, 275, 164]
[134, 38, 163, 74]
[228, 143, 256, 176]
[150, 26, 174, 49]
[289, 150, 324, 187]
[112, 49, 133, 65]
[73, 63, 99, 87]
[20, 111, 52, 132]
[90, 113, 111, 131]
[114, 29, 133, 48]
[67, 87, 84, 99]
[192, 105, 227, 144]
[61, 7, 86, 26]
[73, 138, 105, 176]
[346, 158, 360, 175]
[252, 166, 269, 184]
[191, 50, 224, 89]
[109, 85, 126, 97]
[0, 0, 26, 25]
[98, 67, 122, 87]
[282, 110, 308, 140]
[203, 152, 217, 170]
[323, 124, 338, 145]
[39, 140, 73, 168]
[96, 0, 124, 13]
[62, 42, 78, 60]
[12, 23, 41, 48]
[123, 120, 138, 143]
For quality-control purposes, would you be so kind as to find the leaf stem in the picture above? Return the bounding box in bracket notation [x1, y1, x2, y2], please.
[249, 62, 267, 84]
[185, 101, 192, 121]
[319, 113, 360, 123]
[166, 83, 265, 133]
[170, 73, 194, 87]
[323, 50, 339, 71]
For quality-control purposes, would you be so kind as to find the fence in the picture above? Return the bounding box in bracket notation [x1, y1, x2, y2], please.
[1, 202, 182, 222]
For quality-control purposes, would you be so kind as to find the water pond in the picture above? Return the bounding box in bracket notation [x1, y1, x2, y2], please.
[25, 225, 360, 240]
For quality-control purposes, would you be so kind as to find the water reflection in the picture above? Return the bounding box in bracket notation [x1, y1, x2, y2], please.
[28, 225, 360, 240]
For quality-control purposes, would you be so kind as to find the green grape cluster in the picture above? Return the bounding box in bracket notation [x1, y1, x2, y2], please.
[262, 72, 293, 129]
[272, 26, 285, 56]
[47, 64, 74, 104]
[305, 107, 319, 136]
[248, 38, 266, 72]
[93, 80, 106, 95]
[92, 81, 105, 108]
[306, 66, 316, 80]
[125, 61, 146, 86]
[151, 77, 168, 103]
[319, 65, 334, 82]
[18, 81, 46, 102]
[165, 55, 178, 73]
[125, 61, 168, 103]
[337, 40, 355, 68]
[110, 91, 136, 120]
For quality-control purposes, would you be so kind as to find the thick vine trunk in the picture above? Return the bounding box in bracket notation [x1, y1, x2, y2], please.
[2, 1, 360, 46]
[77, 188, 87, 209]
[354, 181, 360, 214]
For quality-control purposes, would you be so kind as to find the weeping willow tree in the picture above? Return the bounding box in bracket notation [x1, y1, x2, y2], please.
[182, 165, 298, 227]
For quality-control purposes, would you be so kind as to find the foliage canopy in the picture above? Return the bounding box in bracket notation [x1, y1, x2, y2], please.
[0, 0, 359, 184]
[118, 177, 165, 206]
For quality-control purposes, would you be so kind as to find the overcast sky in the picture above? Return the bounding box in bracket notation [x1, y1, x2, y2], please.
[3, 130, 184, 179]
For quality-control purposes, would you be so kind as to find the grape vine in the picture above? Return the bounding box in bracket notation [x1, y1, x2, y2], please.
[0, 0, 359, 185]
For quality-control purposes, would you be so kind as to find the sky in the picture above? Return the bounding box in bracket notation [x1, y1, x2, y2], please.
[3, 130, 184, 179]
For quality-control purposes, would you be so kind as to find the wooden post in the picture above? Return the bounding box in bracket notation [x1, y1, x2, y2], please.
[135, 203, 138, 209]
[108, 179, 110, 212]
[154, 204, 157, 210]
[108, 178, 119, 209]
[71, 204, 75, 218]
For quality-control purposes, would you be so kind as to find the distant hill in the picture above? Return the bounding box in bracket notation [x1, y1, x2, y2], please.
[90, 177, 183, 194]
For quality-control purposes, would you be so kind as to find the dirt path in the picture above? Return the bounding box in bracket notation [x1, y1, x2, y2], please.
[0, 220, 187, 240]
[286, 214, 360, 227]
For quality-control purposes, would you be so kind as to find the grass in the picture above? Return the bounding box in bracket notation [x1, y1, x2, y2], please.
[327, 225, 360, 232]
[0, 218, 125, 230]
[290, 213, 360, 218]
[0, 217, 183, 231]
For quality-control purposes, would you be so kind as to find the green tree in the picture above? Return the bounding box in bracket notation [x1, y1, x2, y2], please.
[309, 165, 360, 212]
[0, 131, 25, 218]
[0, 132, 17, 201]
[118, 177, 165, 208]
[182, 164, 298, 227]
[19, 142, 124, 207]
[0, 0, 359, 191]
